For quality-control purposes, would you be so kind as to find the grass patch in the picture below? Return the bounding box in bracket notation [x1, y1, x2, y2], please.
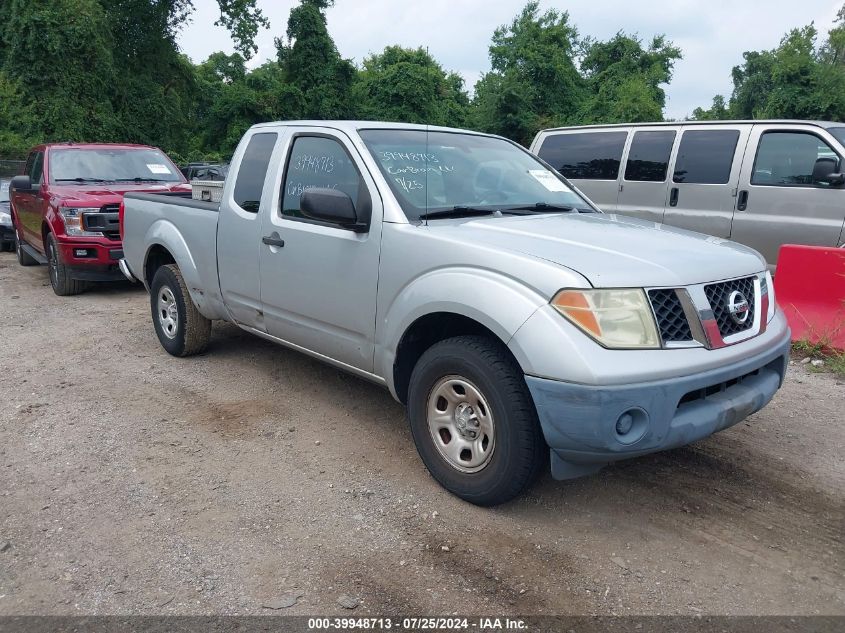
[792, 340, 845, 378]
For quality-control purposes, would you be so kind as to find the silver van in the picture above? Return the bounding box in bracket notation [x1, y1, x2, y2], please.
[530, 121, 845, 269]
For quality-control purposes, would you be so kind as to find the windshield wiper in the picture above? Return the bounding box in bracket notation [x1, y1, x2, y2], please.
[113, 177, 171, 183]
[418, 206, 499, 221]
[502, 202, 575, 214]
[54, 178, 110, 183]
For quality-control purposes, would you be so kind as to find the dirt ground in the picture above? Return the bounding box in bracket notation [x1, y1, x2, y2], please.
[0, 250, 843, 617]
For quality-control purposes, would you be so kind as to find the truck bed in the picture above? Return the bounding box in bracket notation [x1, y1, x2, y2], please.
[122, 191, 227, 320]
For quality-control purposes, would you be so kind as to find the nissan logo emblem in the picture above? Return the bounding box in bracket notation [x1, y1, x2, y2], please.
[727, 290, 751, 325]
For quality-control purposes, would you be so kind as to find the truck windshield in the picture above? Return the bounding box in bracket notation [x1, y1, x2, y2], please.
[50, 148, 184, 183]
[358, 129, 594, 221]
[0, 181, 8, 202]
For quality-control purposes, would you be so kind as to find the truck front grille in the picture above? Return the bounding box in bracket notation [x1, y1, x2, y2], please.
[704, 276, 756, 338]
[648, 289, 693, 343]
[96, 204, 121, 240]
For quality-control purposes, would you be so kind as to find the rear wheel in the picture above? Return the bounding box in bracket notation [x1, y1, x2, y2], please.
[15, 228, 37, 266]
[407, 335, 546, 506]
[150, 264, 211, 357]
[46, 233, 86, 296]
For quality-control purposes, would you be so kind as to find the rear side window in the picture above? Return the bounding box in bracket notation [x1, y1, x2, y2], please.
[624, 131, 676, 182]
[281, 136, 365, 220]
[673, 130, 739, 184]
[752, 131, 840, 187]
[538, 131, 628, 180]
[233, 133, 278, 213]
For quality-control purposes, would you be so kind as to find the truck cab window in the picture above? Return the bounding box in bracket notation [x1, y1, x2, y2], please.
[752, 131, 840, 187]
[673, 130, 739, 184]
[538, 132, 627, 180]
[624, 131, 676, 182]
[233, 133, 278, 213]
[281, 136, 364, 220]
[30, 152, 44, 184]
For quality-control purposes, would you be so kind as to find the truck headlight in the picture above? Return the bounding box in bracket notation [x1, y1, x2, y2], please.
[764, 271, 776, 323]
[59, 207, 101, 237]
[551, 288, 660, 349]
[0, 210, 11, 226]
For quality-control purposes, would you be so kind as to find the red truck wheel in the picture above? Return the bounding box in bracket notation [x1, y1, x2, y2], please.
[46, 233, 86, 296]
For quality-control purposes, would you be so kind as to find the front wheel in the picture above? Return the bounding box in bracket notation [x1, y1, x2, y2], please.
[46, 233, 86, 296]
[150, 264, 211, 357]
[407, 335, 546, 506]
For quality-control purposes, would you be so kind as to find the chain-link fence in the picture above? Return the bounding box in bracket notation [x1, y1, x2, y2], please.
[0, 159, 25, 178]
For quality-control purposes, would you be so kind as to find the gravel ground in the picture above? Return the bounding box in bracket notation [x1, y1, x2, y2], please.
[0, 250, 843, 616]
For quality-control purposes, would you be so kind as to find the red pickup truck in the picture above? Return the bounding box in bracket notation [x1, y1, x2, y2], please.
[9, 143, 190, 295]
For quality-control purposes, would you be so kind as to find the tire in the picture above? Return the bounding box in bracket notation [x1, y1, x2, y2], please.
[46, 233, 86, 296]
[407, 335, 546, 506]
[150, 264, 211, 357]
[15, 227, 38, 266]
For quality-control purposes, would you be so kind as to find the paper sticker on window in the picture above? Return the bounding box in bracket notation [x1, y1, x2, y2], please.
[528, 169, 568, 192]
[147, 164, 171, 175]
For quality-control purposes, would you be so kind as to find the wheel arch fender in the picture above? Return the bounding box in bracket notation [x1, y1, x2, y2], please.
[377, 267, 548, 400]
[142, 220, 222, 320]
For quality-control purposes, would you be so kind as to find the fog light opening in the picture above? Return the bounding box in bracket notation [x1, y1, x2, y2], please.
[614, 408, 648, 445]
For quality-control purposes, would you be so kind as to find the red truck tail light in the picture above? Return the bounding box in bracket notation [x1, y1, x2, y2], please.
[119, 199, 126, 240]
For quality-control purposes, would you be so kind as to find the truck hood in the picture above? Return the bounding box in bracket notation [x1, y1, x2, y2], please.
[50, 182, 190, 206]
[430, 212, 766, 287]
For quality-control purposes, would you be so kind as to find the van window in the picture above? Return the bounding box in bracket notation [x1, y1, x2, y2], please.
[752, 131, 841, 187]
[538, 131, 627, 180]
[233, 133, 278, 213]
[673, 130, 740, 184]
[624, 131, 676, 182]
[281, 135, 366, 221]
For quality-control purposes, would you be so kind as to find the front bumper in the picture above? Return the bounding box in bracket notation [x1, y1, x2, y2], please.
[526, 331, 791, 480]
[0, 224, 12, 244]
[56, 237, 125, 282]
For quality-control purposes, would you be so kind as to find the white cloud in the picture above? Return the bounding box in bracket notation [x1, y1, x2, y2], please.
[178, 0, 843, 119]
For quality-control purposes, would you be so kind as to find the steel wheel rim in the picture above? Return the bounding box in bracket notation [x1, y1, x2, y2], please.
[426, 375, 495, 473]
[157, 286, 179, 339]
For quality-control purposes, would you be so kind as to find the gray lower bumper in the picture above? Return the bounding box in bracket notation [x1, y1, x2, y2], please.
[118, 258, 137, 282]
[525, 332, 791, 480]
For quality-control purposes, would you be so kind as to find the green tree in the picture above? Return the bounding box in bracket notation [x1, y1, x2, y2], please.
[1, 0, 120, 142]
[276, 0, 354, 119]
[352, 46, 468, 126]
[694, 5, 845, 121]
[471, 1, 585, 144]
[691, 95, 729, 121]
[578, 33, 682, 123]
[193, 53, 304, 156]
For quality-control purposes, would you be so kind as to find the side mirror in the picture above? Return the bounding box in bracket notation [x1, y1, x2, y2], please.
[300, 188, 366, 231]
[10, 175, 32, 193]
[812, 158, 843, 185]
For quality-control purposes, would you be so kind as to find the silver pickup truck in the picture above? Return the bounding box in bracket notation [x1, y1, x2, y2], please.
[121, 121, 791, 506]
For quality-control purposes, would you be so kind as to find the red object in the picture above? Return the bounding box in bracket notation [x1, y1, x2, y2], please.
[774, 245, 845, 351]
[9, 142, 190, 284]
[118, 199, 125, 241]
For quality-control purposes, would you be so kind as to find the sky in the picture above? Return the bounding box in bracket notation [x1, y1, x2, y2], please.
[179, 0, 843, 120]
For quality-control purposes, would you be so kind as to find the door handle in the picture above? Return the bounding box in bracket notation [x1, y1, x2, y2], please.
[262, 233, 285, 248]
[669, 187, 679, 207]
[737, 190, 749, 211]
